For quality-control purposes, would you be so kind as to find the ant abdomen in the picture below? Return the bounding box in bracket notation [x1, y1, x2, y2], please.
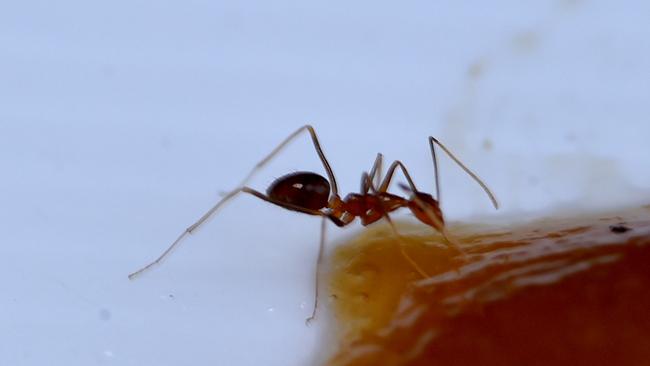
[267, 172, 331, 211]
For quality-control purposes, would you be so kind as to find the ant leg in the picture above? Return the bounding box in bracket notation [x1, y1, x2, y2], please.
[306, 216, 327, 325]
[374, 160, 446, 235]
[383, 213, 430, 278]
[429, 137, 498, 209]
[378, 160, 419, 193]
[239, 187, 328, 216]
[238, 188, 331, 324]
[378, 161, 458, 252]
[370, 153, 383, 190]
[128, 187, 244, 279]
[230, 188, 331, 324]
[241, 125, 339, 196]
[374, 162, 447, 244]
[361, 153, 383, 193]
[363, 173, 429, 278]
[129, 126, 337, 279]
[128, 187, 328, 280]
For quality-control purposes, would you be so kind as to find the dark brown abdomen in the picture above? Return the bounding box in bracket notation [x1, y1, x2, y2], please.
[267, 172, 331, 211]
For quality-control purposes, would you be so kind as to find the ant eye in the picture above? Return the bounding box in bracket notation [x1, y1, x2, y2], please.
[292, 183, 304, 189]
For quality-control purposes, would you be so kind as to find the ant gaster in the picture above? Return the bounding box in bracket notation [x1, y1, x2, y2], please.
[129, 125, 498, 323]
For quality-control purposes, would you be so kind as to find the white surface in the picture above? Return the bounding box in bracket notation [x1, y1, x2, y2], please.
[1, 1, 650, 365]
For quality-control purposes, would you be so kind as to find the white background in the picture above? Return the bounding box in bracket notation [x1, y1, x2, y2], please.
[1, 1, 649, 365]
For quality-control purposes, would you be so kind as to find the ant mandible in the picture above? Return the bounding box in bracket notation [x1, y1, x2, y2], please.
[128, 125, 498, 323]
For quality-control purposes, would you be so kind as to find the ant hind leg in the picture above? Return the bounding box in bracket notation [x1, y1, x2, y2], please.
[306, 217, 327, 325]
[129, 125, 338, 279]
[128, 187, 244, 280]
[243, 125, 339, 196]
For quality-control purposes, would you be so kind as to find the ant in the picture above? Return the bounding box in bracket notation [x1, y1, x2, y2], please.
[128, 125, 498, 323]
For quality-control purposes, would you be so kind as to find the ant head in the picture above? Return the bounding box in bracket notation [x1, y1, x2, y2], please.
[398, 183, 445, 231]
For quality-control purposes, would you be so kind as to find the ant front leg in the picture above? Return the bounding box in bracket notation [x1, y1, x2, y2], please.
[362, 173, 429, 278]
[369, 153, 383, 191]
[378, 160, 420, 194]
[369, 160, 446, 237]
[361, 153, 383, 194]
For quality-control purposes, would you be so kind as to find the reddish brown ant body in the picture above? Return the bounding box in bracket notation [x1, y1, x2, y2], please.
[129, 125, 498, 322]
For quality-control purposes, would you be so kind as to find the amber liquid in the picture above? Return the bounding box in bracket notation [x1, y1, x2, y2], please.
[325, 206, 650, 366]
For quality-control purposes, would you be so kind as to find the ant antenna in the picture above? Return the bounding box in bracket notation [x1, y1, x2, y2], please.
[430, 138, 441, 201]
[429, 137, 499, 210]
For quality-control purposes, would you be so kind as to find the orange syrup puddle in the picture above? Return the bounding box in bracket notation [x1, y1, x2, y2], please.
[325, 205, 650, 366]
